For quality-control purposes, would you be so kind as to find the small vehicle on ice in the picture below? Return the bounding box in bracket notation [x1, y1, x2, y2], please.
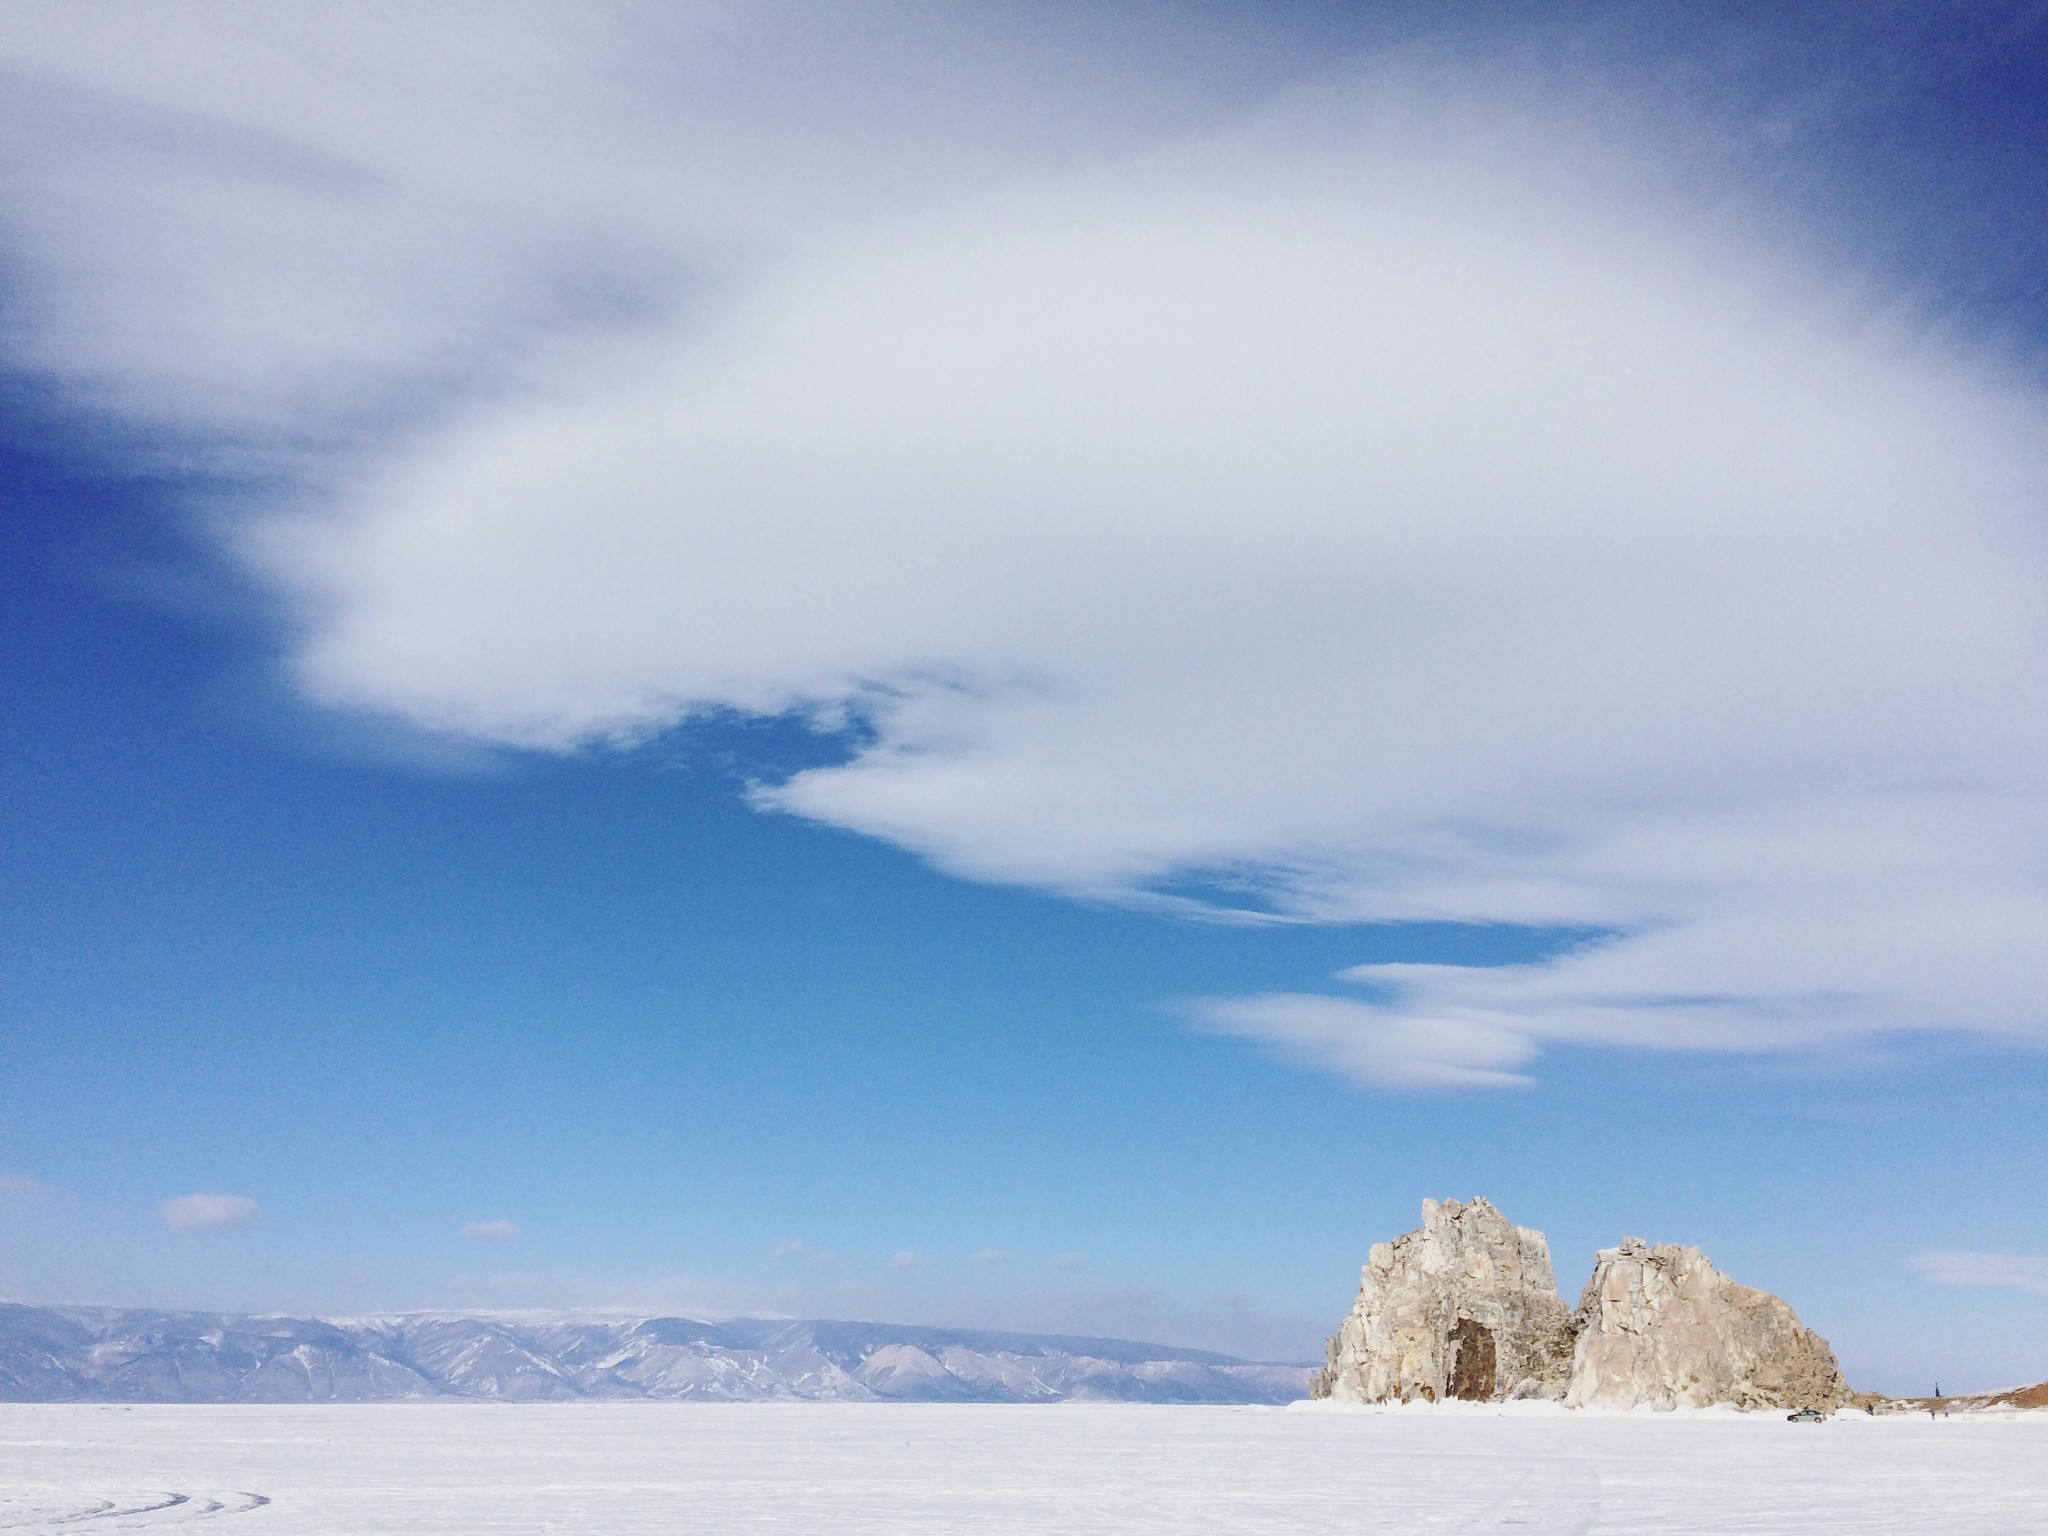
[1786, 1408, 1827, 1423]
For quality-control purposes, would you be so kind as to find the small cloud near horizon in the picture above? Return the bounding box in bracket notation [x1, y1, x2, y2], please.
[462, 1219, 520, 1242]
[161, 1193, 261, 1233]
[1051, 1252, 1087, 1272]
[973, 1249, 1008, 1265]
[888, 1251, 922, 1271]
[1911, 1251, 2048, 1296]
[773, 1241, 842, 1268]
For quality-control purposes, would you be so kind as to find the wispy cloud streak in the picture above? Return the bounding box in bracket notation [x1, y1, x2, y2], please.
[1911, 1252, 2048, 1297]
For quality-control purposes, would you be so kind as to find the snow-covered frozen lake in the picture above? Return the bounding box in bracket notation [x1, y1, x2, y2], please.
[2, 1401, 2043, 1534]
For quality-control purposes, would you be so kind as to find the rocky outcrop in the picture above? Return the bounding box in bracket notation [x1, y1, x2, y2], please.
[1311, 1197, 1575, 1403]
[1867, 1380, 2048, 1415]
[1565, 1237, 1851, 1411]
[1315, 1201, 1854, 1412]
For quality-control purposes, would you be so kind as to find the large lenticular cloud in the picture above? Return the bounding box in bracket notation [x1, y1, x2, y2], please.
[5, 5, 2046, 1089]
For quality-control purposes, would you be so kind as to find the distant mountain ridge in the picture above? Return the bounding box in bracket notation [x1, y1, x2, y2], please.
[0, 1303, 1310, 1404]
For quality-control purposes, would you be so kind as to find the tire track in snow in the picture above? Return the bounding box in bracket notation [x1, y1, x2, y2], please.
[0, 1491, 268, 1533]
[1448, 1452, 1602, 1535]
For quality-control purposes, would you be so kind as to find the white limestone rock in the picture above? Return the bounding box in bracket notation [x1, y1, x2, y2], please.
[1311, 1197, 1574, 1403]
[1565, 1237, 1851, 1411]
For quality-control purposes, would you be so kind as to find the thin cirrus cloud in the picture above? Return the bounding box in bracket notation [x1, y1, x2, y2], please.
[2, 7, 2045, 1092]
[1911, 1252, 2048, 1298]
[461, 1219, 520, 1242]
[160, 1193, 262, 1233]
[773, 1242, 843, 1269]
[1191, 994, 1539, 1093]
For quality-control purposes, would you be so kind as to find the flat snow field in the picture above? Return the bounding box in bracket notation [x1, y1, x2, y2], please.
[2, 1402, 2044, 1535]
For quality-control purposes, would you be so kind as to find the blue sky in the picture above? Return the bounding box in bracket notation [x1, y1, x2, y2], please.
[2, 2, 2047, 1393]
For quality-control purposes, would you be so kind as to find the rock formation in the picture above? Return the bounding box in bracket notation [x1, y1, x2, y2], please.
[1314, 1200, 1853, 1412]
[1565, 1237, 1851, 1411]
[1311, 1197, 1575, 1403]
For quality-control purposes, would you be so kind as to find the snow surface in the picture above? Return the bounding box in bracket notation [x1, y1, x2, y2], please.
[1, 1401, 2043, 1533]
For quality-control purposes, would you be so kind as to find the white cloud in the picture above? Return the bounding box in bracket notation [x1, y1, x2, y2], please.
[1051, 1253, 1087, 1273]
[4, 7, 2046, 1090]
[1911, 1252, 2048, 1297]
[161, 1193, 262, 1233]
[1193, 994, 1537, 1091]
[889, 1251, 923, 1271]
[773, 1243, 844, 1269]
[462, 1218, 520, 1242]
[0, 2, 1267, 446]
[973, 1249, 1009, 1266]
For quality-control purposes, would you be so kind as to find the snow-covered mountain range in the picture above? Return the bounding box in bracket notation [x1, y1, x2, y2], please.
[0, 1304, 1310, 1404]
